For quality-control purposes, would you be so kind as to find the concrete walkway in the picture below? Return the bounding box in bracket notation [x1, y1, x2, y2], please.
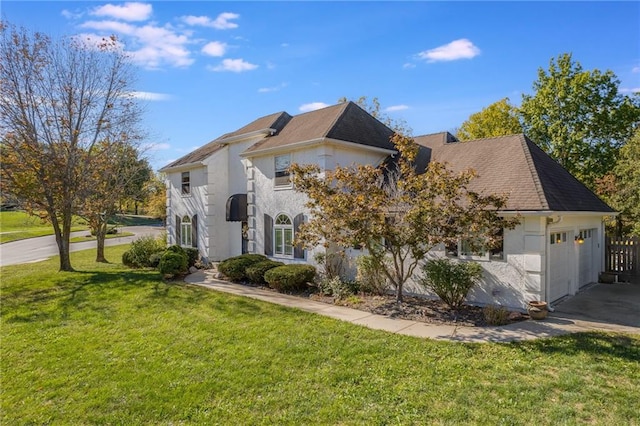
[185, 270, 640, 343]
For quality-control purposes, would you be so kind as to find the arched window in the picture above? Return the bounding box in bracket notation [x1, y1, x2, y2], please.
[180, 215, 192, 247]
[274, 214, 293, 256]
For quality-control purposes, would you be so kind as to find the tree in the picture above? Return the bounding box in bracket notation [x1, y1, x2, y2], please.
[520, 53, 640, 190]
[142, 173, 167, 222]
[457, 98, 522, 141]
[0, 23, 143, 271]
[80, 142, 151, 262]
[291, 134, 518, 302]
[598, 128, 640, 237]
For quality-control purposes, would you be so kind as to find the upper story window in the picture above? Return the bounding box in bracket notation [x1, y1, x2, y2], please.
[181, 172, 190, 195]
[274, 214, 294, 257]
[274, 154, 291, 187]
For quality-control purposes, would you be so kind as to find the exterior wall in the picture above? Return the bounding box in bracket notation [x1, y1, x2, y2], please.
[247, 143, 388, 265]
[165, 165, 209, 254]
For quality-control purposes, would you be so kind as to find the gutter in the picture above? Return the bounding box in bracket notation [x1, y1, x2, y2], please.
[240, 137, 397, 158]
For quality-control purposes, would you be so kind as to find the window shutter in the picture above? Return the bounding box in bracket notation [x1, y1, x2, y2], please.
[176, 215, 181, 246]
[264, 214, 273, 256]
[191, 214, 198, 248]
[293, 213, 305, 259]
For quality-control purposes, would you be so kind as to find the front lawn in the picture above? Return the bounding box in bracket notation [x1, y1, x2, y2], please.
[2, 246, 639, 424]
[0, 211, 87, 243]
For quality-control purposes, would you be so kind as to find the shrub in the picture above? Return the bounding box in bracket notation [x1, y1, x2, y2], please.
[483, 304, 510, 326]
[314, 251, 345, 280]
[122, 250, 135, 267]
[356, 255, 389, 295]
[184, 247, 200, 268]
[125, 235, 166, 268]
[148, 252, 162, 268]
[246, 260, 284, 284]
[316, 276, 359, 300]
[264, 264, 316, 292]
[158, 251, 188, 277]
[167, 245, 186, 255]
[419, 258, 483, 309]
[218, 254, 268, 282]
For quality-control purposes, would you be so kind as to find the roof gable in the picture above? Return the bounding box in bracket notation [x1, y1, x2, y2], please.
[243, 101, 395, 154]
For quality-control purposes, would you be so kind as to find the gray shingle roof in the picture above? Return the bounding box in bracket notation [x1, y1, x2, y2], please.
[243, 101, 395, 154]
[413, 133, 614, 212]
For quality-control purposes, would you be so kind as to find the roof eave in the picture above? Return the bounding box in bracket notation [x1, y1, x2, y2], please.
[240, 137, 396, 158]
[217, 128, 275, 144]
[159, 161, 207, 174]
[499, 210, 618, 216]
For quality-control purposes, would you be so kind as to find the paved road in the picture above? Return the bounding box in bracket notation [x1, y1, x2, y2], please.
[0, 226, 164, 266]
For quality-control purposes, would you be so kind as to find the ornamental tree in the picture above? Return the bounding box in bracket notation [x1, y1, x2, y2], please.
[0, 23, 143, 271]
[291, 134, 518, 302]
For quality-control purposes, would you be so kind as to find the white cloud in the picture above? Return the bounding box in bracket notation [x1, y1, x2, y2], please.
[201, 41, 227, 57]
[72, 33, 125, 51]
[145, 142, 171, 151]
[181, 12, 239, 30]
[130, 91, 172, 101]
[80, 20, 193, 69]
[281, 43, 289, 48]
[62, 9, 83, 20]
[403, 62, 416, 69]
[91, 2, 152, 22]
[632, 66, 640, 73]
[385, 105, 409, 112]
[299, 102, 329, 112]
[417, 38, 481, 62]
[258, 82, 288, 93]
[620, 87, 640, 94]
[209, 58, 258, 72]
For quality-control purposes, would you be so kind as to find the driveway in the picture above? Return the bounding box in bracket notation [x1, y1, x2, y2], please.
[0, 225, 164, 266]
[553, 282, 640, 328]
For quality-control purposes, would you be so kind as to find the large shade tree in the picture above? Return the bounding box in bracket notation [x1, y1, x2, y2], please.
[0, 23, 144, 271]
[520, 53, 640, 190]
[457, 98, 522, 141]
[292, 134, 518, 302]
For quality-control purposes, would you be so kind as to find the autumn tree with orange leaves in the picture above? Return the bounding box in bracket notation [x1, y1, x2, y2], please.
[0, 23, 144, 271]
[291, 134, 518, 302]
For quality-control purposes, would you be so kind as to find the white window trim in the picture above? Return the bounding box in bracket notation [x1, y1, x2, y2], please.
[180, 216, 192, 247]
[274, 154, 292, 189]
[181, 172, 191, 197]
[274, 213, 294, 258]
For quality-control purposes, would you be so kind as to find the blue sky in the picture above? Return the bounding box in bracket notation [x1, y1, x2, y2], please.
[3, 1, 639, 170]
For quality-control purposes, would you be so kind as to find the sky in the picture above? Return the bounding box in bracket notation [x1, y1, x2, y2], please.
[2, 1, 639, 171]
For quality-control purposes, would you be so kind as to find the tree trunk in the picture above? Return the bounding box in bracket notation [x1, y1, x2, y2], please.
[95, 219, 107, 263]
[395, 284, 404, 303]
[55, 210, 74, 272]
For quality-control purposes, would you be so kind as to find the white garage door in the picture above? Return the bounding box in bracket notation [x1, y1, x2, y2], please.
[578, 229, 596, 288]
[549, 231, 571, 302]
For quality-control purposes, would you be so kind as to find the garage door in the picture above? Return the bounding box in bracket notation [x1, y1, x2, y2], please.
[578, 229, 596, 288]
[549, 231, 571, 302]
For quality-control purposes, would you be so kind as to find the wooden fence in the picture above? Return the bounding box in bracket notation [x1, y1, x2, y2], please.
[605, 236, 639, 275]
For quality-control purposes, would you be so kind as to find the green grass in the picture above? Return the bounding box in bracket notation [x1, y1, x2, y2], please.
[69, 232, 134, 243]
[2, 246, 639, 425]
[109, 214, 163, 227]
[0, 211, 87, 243]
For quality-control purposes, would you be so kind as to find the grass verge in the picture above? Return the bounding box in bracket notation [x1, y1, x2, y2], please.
[2, 246, 639, 424]
[0, 211, 87, 244]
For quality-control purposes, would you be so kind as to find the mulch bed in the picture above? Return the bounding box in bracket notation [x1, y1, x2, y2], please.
[231, 277, 527, 327]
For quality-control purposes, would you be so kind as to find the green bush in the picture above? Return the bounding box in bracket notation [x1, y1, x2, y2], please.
[356, 255, 389, 295]
[122, 250, 135, 267]
[483, 304, 510, 326]
[124, 235, 166, 268]
[184, 247, 200, 268]
[218, 254, 268, 282]
[167, 245, 186, 255]
[419, 258, 483, 309]
[246, 260, 284, 284]
[158, 251, 188, 277]
[148, 252, 162, 268]
[264, 264, 316, 292]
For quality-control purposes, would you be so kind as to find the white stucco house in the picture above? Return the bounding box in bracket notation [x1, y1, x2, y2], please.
[160, 101, 615, 310]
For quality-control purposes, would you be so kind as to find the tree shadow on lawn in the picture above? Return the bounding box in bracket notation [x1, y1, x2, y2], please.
[514, 332, 640, 362]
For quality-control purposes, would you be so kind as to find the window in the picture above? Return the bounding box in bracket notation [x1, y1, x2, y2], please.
[274, 214, 293, 256]
[181, 172, 190, 195]
[180, 216, 192, 247]
[448, 229, 504, 261]
[550, 232, 567, 245]
[274, 154, 291, 187]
